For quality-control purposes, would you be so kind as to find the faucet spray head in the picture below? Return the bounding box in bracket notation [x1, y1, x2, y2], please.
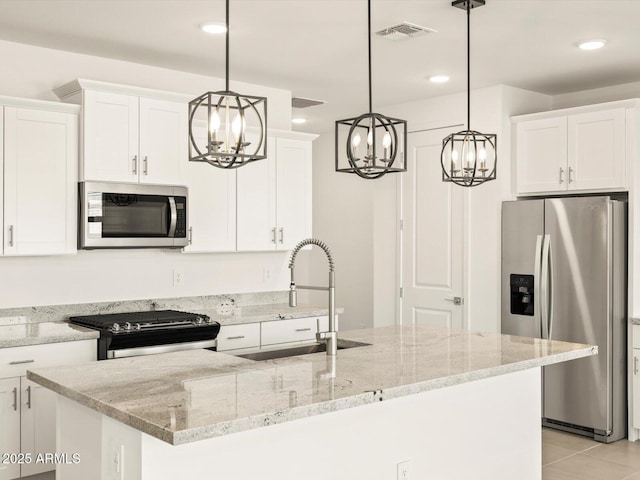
[289, 284, 297, 307]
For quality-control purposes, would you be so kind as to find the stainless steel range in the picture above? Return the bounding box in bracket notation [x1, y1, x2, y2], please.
[69, 310, 220, 360]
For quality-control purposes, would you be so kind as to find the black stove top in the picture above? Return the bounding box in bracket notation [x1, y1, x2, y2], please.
[69, 309, 212, 333]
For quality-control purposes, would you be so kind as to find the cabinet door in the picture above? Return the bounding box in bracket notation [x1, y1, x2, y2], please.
[516, 117, 567, 194]
[4, 107, 78, 255]
[275, 137, 312, 250]
[139, 98, 187, 185]
[20, 378, 56, 477]
[568, 108, 626, 191]
[0, 377, 20, 480]
[183, 124, 236, 252]
[236, 137, 277, 251]
[634, 348, 640, 429]
[83, 90, 138, 182]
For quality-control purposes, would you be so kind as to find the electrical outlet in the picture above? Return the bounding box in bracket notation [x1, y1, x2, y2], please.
[173, 269, 184, 287]
[397, 460, 412, 480]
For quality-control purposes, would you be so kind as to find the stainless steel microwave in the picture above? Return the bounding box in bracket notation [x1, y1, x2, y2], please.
[79, 181, 188, 249]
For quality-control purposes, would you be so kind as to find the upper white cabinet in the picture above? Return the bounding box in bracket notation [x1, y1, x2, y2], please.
[514, 103, 632, 195]
[237, 133, 314, 251]
[1, 98, 79, 256]
[54, 79, 188, 186]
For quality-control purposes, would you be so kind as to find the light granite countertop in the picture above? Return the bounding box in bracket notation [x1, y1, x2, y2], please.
[194, 303, 344, 326]
[0, 321, 99, 348]
[27, 325, 597, 446]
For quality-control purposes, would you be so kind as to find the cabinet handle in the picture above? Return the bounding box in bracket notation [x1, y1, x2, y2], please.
[271, 228, 276, 244]
[143, 156, 149, 175]
[559, 168, 564, 184]
[12, 387, 17, 411]
[188, 227, 193, 245]
[279, 228, 284, 244]
[8, 225, 14, 247]
[9, 359, 34, 365]
[26, 386, 31, 409]
[568, 167, 574, 183]
[295, 328, 312, 332]
[226, 335, 245, 340]
[635, 356, 639, 375]
[132, 155, 138, 175]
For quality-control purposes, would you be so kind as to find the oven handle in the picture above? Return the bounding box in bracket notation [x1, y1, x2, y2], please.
[107, 339, 217, 359]
[168, 197, 177, 238]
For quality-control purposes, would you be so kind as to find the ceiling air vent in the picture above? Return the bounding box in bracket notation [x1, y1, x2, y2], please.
[292, 97, 326, 109]
[376, 22, 437, 41]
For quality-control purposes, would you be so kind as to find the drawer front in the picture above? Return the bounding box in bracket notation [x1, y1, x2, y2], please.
[217, 323, 261, 351]
[261, 317, 318, 346]
[0, 339, 96, 379]
[634, 325, 640, 349]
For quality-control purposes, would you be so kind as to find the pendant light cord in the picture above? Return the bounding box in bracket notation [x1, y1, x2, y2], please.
[368, 0, 372, 114]
[466, 1, 471, 130]
[225, 0, 230, 91]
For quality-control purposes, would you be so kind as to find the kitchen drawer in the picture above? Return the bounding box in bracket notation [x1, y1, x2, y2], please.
[634, 325, 640, 349]
[216, 323, 260, 351]
[0, 339, 95, 379]
[261, 317, 318, 346]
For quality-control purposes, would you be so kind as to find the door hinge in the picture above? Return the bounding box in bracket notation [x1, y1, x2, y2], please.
[400, 287, 404, 298]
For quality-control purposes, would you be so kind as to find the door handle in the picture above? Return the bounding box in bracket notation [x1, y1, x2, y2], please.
[143, 156, 149, 175]
[568, 166, 574, 183]
[559, 167, 564, 184]
[226, 335, 245, 340]
[279, 228, 284, 244]
[271, 228, 276, 244]
[445, 297, 463, 306]
[295, 328, 312, 332]
[635, 356, 639, 375]
[132, 155, 138, 175]
[8, 225, 14, 247]
[12, 387, 17, 411]
[540, 234, 552, 339]
[188, 227, 193, 245]
[26, 385, 31, 409]
[9, 359, 34, 365]
[534, 235, 543, 338]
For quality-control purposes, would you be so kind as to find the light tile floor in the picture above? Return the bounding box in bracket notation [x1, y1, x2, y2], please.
[543, 428, 640, 480]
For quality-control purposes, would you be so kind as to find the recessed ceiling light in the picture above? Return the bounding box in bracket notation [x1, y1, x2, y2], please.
[292, 118, 307, 125]
[578, 39, 607, 51]
[429, 75, 450, 84]
[201, 23, 227, 34]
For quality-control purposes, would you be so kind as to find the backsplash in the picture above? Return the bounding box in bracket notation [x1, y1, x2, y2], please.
[0, 291, 288, 325]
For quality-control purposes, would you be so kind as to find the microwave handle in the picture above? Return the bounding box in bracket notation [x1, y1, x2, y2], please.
[168, 197, 177, 237]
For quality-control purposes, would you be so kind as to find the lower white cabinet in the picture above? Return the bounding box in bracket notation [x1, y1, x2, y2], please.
[261, 317, 320, 346]
[633, 325, 640, 430]
[216, 323, 261, 352]
[0, 339, 95, 479]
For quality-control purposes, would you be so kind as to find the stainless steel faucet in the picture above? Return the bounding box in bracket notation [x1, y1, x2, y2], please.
[288, 238, 337, 355]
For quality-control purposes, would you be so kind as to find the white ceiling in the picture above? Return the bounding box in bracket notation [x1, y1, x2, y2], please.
[0, 0, 639, 133]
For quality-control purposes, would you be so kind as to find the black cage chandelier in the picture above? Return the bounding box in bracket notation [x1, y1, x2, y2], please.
[188, 0, 267, 169]
[335, 0, 407, 180]
[441, 0, 496, 187]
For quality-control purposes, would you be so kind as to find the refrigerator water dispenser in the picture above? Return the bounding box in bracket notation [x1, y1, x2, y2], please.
[510, 274, 534, 316]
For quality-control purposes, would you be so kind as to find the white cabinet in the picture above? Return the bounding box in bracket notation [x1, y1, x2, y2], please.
[633, 325, 640, 429]
[1, 100, 78, 256]
[515, 105, 628, 195]
[261, 317, 319, 346]
[183, 124, 237, 252]
[216, 323, 261, 352]
[0, 339, 95, 479]
[237, 134, 314, 251]
[54, 79, 189, 186]
[0, 377, 20, 480]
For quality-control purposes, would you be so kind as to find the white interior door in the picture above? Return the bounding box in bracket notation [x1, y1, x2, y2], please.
[401, 128, 465, 328]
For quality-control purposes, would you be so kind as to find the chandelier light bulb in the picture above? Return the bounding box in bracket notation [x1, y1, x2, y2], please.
[210, 110, 221, 133]
[352, 133, 362, 148]
[367, 129, 373, 146]
[382, 132, 392, 148]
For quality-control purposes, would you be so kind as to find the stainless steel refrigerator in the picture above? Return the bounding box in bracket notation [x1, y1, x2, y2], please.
[501, 196, 626, 443]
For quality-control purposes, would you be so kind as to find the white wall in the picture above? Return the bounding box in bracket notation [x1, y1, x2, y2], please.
[0, 39, 294, 309]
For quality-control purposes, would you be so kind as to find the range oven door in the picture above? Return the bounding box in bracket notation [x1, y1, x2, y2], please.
[79, 181, 188, 249]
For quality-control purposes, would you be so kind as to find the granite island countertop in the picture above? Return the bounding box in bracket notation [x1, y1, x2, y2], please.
[27, 325, 597, 445]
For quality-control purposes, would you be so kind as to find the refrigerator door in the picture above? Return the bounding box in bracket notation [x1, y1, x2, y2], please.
[542, 196, 613, 434]
[501, 200, 544, 338]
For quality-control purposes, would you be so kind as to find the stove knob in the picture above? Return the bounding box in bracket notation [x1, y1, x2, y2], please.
[205, 317, 213, 324]
[124, 322, 132, 331]
[195, 317, 204, 325]
[134, 323, 141, 331]
[112, 323, 120, 332]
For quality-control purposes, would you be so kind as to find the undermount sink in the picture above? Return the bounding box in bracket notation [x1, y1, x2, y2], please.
[237, 339, 370, 361]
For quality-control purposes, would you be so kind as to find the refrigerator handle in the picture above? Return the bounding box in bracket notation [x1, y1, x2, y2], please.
[547, 236, 554, 339]
[541, 234, 551, 339]
[534, 235, 543, 338]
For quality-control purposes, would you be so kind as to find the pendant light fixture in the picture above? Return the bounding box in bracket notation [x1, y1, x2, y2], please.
[335, 0, 407, 180]
[188, 0, 267, 169]
[440, 0, 496, 187]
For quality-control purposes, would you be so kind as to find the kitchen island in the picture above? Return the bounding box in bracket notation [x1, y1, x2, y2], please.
[27, 325, 596, 480]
